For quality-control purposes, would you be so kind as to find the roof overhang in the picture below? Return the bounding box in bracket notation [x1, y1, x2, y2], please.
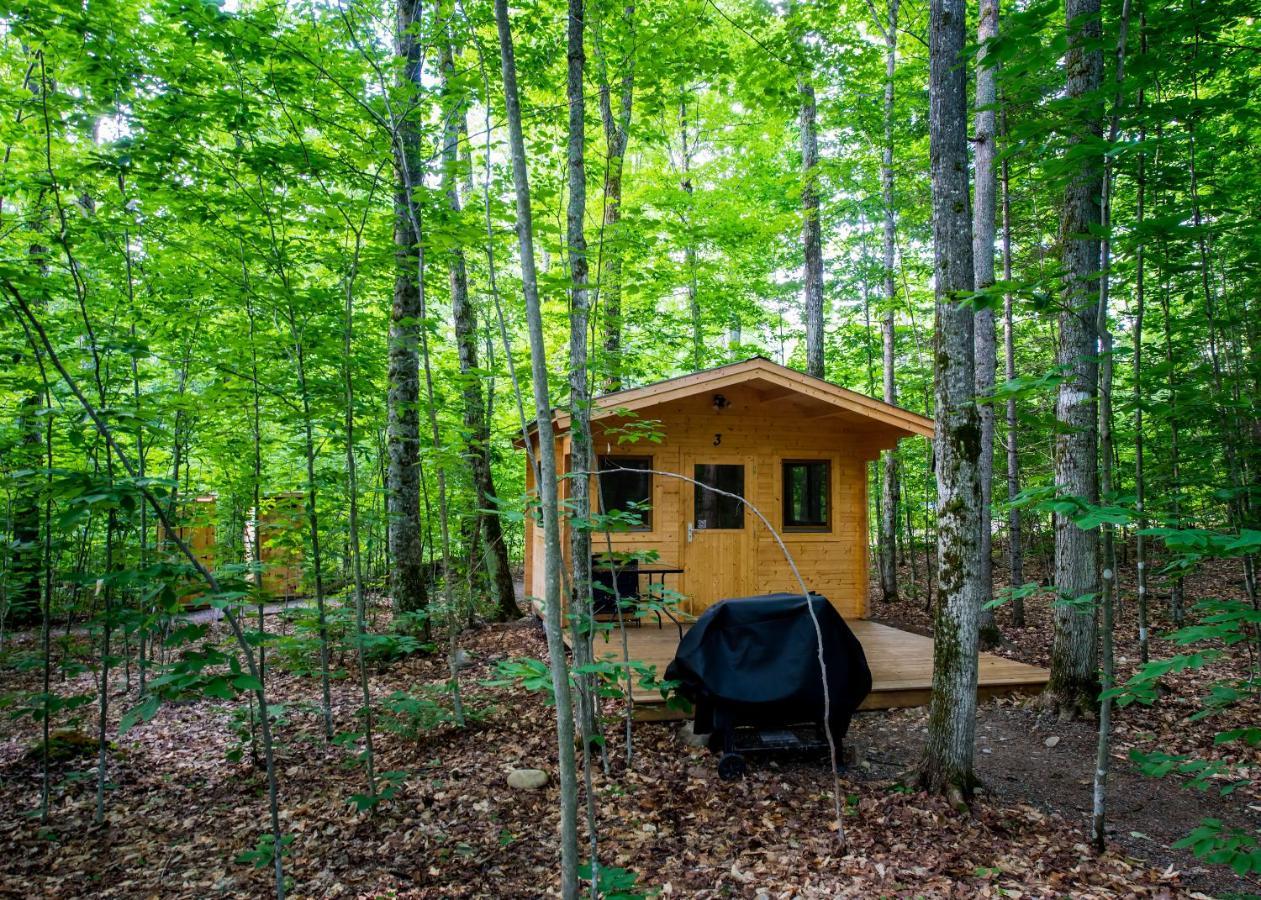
[523, 357, 933, 443]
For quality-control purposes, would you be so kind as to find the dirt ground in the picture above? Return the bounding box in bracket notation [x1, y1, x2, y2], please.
[0, 552, 1257, 898]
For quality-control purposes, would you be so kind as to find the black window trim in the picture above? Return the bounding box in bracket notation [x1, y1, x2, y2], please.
[782, 458, 832, 533]
[597, 454, 654, 532]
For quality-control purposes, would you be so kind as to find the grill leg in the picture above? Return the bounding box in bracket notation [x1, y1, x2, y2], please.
[713, 709, 745, 780]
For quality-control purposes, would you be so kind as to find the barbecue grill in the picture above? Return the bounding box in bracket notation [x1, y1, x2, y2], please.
[665, 592, 872, 779]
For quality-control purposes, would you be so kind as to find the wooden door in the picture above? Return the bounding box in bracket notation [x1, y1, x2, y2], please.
[682, 456, 749, 614]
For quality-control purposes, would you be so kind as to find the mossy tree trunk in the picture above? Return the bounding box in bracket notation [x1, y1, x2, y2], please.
[1047, 0, 1104, 719]
[918, 0, 984, 805]
[388, 0, 428, 623]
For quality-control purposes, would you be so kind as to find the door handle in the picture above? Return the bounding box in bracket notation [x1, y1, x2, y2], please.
[687, 522, 694, 543]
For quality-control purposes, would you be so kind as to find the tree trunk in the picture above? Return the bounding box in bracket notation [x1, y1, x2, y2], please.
[596, 3, 635, 393]
[342, 180, 378, 806]
[680, 96, 701, 370]
[878, 0, 901, 606]
[918, 0, 983, 805]
[494, 0, 581, 893]
[800, 74, 824, 378]
[388, 0, 428, 623]
[1133, 15, 1148, 662]
[294, 338, 334, 740]
[565, 0, 599, 752]
[438, 15, 517, 621]
[1092, 0, 1131, 849]
[1047, 0, 1104, 719]
[1000, 103, 1024, 627]
[1158, 235, 1184, 623]
[973, 0, 1001, 649]
[10, 393, 42, 626]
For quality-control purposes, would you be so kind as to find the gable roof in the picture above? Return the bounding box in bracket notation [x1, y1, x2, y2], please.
[546, 357, 934, 439]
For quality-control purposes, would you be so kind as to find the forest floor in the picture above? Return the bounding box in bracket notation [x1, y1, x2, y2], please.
[0, 553, 1257, 898]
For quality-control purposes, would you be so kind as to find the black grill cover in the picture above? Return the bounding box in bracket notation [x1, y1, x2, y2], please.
[665, 592, 872, 738]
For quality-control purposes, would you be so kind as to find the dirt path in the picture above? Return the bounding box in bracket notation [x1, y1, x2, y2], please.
[845, 702, 1258, 897]
[180, 596, 331, 625]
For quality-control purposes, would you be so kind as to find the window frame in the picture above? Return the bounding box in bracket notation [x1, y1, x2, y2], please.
[596, 454, 654, 532]
[781, 458, 832, 533]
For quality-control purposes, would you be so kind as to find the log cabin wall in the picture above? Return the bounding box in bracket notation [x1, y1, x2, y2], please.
[246, 491, 306, 598]
[157, 496, 218, 604]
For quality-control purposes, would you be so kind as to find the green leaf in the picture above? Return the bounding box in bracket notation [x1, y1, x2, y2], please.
[119, 694, 161, 735]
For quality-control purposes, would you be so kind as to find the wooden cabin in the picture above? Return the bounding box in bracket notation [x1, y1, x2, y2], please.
[523, 357, 933, 620]
[157, 495, 218, 568]
[245, 492, 306, 598]
[522, 357, 1050, 713]
[157, 495, 217, 604]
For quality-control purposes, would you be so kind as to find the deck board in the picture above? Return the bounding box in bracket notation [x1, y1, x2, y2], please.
[579, 619, 1048, 717]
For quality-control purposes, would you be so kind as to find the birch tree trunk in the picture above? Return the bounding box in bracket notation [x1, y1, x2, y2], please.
[1047, 0, 1104, 718]
[388, 0, 428, 622]
[494, 0, 580, 893]
[438, 12, 517, 621]
[1000, 103, 1024, 627]
[918, 0, 983, 806]
[800, 73, 824, 378]
[878, 0, 901, 605]
[973, 0, 1000, 648]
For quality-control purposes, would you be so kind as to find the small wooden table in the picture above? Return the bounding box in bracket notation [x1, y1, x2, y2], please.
[591, 562, 687, 638]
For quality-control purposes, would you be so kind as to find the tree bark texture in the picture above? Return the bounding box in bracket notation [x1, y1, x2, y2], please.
[565, 0, 599, 747]
[1047, 0, 1104, 717]
[973, 0, 1000, 647]
[919, 0, 983, 803]
[388, 0, 427, 618]
[1000, 104, 1024, 627]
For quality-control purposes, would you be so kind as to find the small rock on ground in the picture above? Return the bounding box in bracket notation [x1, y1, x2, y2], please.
[506, 768, 549, 790]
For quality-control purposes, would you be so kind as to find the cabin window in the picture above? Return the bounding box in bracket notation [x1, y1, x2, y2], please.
[693, 464, 745, 529]
[597, 456, 653, 530]
[782, 460, 831, 531]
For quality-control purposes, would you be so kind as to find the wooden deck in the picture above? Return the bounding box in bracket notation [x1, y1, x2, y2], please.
[580, 619, 1049, 719]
